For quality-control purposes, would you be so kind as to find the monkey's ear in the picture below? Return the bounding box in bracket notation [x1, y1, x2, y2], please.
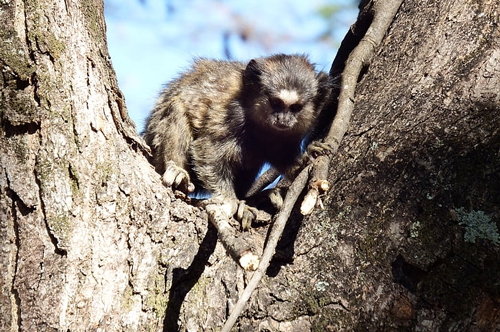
[316, 71, 331, 88]
[244, 59, 262, 81]
[314, 72, 333, 109]
[316, 72, 333, 95]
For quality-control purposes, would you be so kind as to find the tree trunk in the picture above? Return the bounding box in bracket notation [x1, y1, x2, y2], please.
[0, 0, 195, 330]
[1, 0, 499, 332]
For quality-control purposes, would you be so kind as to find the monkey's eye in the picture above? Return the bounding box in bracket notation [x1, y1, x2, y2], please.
[269, 97, 285, 110]
[289, 103, 303, 113]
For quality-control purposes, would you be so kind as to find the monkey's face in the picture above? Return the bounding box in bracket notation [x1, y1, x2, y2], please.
[264, 89, 314, 131]
[243, 55, 321, 136]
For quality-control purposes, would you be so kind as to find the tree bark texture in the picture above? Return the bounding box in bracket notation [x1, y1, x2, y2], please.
[1, 0, 499, 331]
[0, 0, 207, 331]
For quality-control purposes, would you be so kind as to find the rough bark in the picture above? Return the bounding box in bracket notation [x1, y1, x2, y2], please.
[0, 0, 203, 331]
[1, 0, 499, 332]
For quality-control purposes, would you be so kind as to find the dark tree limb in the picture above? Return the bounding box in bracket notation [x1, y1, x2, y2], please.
[245, 167, 281, 198]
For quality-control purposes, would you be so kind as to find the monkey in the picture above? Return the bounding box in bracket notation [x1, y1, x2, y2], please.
[143, 54, 332, 229]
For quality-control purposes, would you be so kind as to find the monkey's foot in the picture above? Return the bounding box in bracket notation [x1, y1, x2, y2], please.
[201, 197, 271, 231]
[162, 161, 195, 193]
[245, 187, 284, 214]
[266, 188, 284, 211]
[236, 200, 272, 230]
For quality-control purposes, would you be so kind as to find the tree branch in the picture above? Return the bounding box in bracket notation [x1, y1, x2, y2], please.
[305, 0, 404, 213]
[205, 203, 260, 271]
[245, 167, 280, 198]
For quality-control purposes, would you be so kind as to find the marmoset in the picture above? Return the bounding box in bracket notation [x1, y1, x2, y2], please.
[143, 54, 331, 227]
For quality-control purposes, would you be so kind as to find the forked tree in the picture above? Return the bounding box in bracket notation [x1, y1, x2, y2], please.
[0, 0, 499, 331]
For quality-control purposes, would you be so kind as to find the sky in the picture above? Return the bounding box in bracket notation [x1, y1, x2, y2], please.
[104, 0, 357, 132]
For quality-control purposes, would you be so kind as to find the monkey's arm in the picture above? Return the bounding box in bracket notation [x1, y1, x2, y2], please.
[243, 140, 333, 219]
[144, 98, 196, 194]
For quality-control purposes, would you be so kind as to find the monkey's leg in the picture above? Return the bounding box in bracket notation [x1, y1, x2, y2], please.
[190, 137, 271, 229]
[235, 200, 273, 230]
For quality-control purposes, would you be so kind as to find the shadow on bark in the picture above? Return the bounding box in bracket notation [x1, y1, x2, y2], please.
[266, 212, 304, 278]
[163, 223, 218, 332]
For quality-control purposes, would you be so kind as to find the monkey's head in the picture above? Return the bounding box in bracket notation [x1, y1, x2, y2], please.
[242, 54, 331, 137]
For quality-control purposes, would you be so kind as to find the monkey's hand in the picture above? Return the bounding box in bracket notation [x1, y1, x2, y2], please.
[286, 141, 335, 179]
[162, 161, 195, 193]
[306, 141, 334, 159]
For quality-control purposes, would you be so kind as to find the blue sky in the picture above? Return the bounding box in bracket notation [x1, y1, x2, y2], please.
[104, 0, 357, 131]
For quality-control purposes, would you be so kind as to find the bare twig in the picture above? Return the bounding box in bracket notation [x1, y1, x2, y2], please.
[221, 165, 312, 332]
[245, 167, 280, 198]
[300, 179, 328, 215]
